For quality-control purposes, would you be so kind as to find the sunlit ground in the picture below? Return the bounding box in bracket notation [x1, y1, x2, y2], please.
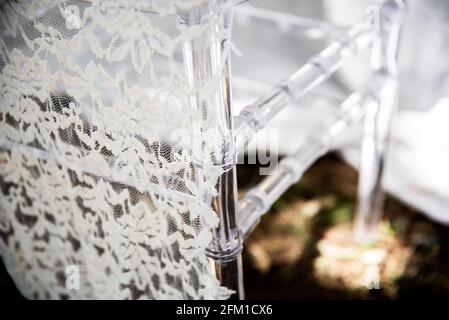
[239, 154, 449, 299]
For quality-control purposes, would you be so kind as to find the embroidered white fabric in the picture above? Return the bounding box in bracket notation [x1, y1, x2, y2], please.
[0, 0, 232, 299]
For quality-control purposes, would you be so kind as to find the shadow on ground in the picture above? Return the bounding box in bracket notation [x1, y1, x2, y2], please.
[239, 154, 449, 299]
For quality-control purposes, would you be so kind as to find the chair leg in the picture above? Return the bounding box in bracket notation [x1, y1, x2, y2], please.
[179, 0, 244, 299]
[354, 0, 405, 243]
[208, 168, 245, 300]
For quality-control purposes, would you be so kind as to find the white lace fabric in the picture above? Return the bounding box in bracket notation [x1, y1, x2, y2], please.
[0, 0, 232, 299]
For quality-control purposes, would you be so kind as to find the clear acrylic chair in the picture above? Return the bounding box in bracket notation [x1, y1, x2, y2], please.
[0, 0, 404, 299]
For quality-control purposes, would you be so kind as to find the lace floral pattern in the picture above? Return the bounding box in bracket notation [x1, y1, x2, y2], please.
[0, 0, 232, 299]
